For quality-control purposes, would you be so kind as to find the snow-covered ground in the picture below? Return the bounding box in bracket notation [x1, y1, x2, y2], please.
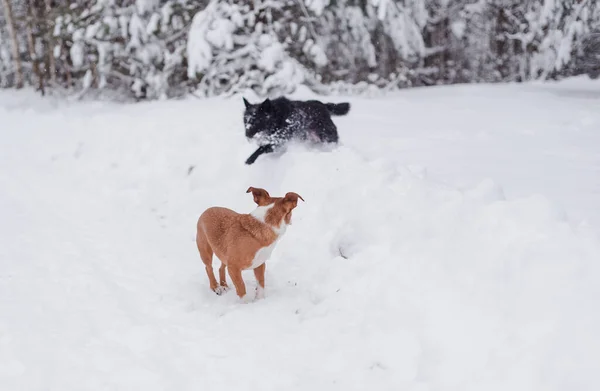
[1, 77, 599, 391]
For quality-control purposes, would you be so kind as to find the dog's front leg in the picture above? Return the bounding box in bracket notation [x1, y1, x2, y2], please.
[245, 144, 275, 165]
[219, 263, 229, 291]
[253, 263, 266, 300]
[227, 266, 249, 302]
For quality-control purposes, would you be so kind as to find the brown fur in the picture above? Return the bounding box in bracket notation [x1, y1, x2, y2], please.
[196, 187, 304, 301]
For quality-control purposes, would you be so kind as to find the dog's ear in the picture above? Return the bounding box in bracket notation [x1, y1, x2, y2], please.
[283, 192, 304, 210]
[260, 98, 273, 112]
[246, 186, 271, 206]
[243, 97, 251, 109]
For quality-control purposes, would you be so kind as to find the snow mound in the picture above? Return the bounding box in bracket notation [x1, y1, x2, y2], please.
[1, 84, 600, 390]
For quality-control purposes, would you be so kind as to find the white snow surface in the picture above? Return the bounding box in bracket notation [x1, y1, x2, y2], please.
[1, 77, 600, 390]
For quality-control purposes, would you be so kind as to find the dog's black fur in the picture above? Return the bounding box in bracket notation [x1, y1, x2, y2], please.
[243, 96, 350, 164]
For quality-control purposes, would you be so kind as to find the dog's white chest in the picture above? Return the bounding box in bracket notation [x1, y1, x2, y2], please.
[250, 241, 277, 269]
[249, 225, 287, 269]
[248, 204, 288, 269]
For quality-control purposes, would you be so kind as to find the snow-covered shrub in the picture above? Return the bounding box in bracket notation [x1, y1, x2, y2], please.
[186, 0, 311, 98]
[50, 0, 201, 99]
[524, 0, 594, 79]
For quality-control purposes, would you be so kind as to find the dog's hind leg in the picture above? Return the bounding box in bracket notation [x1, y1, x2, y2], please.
[245, 144, 275, 165]
[196, 228, 221, 294]
[318, 121, 339, 144]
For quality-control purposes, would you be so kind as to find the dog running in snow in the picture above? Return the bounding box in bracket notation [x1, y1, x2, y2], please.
[196, 187, 304, 302]
[243, 96, 351, 165]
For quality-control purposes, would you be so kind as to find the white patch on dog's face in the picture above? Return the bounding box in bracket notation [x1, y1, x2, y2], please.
[251, 203, 288, 234]
[250, 203, 275, 222]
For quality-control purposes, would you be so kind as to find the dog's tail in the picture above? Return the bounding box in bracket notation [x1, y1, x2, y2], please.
[325, 102, 350, 116]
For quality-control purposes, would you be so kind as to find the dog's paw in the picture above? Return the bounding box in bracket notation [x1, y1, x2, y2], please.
[214, 286, 228, 296]
[255, 286, 265, 300]
[238, 294, 254, 304]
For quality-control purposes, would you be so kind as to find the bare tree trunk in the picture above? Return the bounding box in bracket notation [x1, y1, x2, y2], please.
[26, 0, 45, 96]
[90, 61, 98, 88]
[43, 0, 56, 84]
[1, 0, 24, 88]
[62, 40, 72, 88]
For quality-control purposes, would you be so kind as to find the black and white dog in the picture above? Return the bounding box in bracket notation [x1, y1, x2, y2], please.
[242, 96, 351, 165]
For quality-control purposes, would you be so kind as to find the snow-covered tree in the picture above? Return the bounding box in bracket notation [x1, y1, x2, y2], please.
[0, 0, 599, 99]
[187, 0, 316, 97]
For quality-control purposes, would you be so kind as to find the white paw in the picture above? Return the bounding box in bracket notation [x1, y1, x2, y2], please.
[214, 286, 228, 295]
[255, 286, 265, 300]
[238, 294, 254, 304]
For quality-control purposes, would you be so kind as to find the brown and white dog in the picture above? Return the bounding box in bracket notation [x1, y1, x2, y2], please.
[196, 187, 304, 302]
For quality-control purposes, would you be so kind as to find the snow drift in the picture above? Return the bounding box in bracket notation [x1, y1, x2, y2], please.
[1, 79, 600, 391]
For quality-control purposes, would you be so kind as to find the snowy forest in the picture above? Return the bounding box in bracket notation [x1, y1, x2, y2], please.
[0, 0, 599, 100]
